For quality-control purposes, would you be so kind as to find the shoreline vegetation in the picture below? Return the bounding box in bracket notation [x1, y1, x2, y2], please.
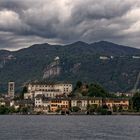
[1, 112, 140, 115]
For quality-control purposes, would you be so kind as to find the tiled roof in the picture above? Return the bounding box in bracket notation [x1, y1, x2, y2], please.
[28, 80, 72, 85]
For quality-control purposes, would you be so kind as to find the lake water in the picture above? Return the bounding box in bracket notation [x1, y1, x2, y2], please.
[0, 115, 140, 140]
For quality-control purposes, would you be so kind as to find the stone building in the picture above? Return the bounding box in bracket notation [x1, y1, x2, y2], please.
[8, 82, 15, 98]
[24, 81, 72, 99]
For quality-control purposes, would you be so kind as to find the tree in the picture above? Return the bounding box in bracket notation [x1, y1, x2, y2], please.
[0, 106, 10, 114]
[21, 107, 28, 114]
[113, 105, 117, 112]
[70, 106, 81, 112]
[9, 107, 16, 113]
[87, 83, 117, 98]
[96, 107, 108, 115]
[20, 86, 28, 99]
[88, 83, 108, 97]
[76, 81, 82, 89]
[132, 92, 140, 111]
[118, 105, 123, 112]
[87, 104, 97, 114]
[102, 104, 108, 109]
[56, 107, 61, 113]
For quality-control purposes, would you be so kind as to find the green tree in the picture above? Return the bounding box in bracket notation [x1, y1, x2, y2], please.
[20, 86, 28, 99]
[87, 104, 97, 114]
[88, 83, 117, 98]
[56, 107, 61, 113]
[88, 83, 108, 97]
[76, 81, 82, 89]
[112, 105, 118, 112]
[9, 107, 16, 113]
[70, 106, 81, 112]
[0, 106, 10, 114]
[96, 107, 108, 115]
[118, 105, 123, 112]
[20, 107, 28, 114]
[132, 92, 140, 111]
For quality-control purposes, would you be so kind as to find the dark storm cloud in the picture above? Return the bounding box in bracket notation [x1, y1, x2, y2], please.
[0, 1, 25, 11]
[0, 0, 140, 50]
[71, 0, 133, 23]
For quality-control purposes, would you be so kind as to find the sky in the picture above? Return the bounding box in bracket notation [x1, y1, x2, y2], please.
[0, 0, 140, 50]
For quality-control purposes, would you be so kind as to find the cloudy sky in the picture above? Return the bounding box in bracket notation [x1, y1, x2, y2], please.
[0, 0, 140, 50]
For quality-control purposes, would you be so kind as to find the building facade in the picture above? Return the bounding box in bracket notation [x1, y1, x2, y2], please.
[70, 97, 103, 111]
[71, 98, 88, 111]
[88, 97, 102, 107]
[24, 82, 72, 99]
[103, 98, 129, 111]
[34, 95, 70, 113]
[8, 82, 15, 98]
[50, 98, 70, 112]
[34, 95, 50, 113]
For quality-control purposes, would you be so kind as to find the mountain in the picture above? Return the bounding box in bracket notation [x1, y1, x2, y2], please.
[91, 41, 140, 56]
[0, 41, 140, 93]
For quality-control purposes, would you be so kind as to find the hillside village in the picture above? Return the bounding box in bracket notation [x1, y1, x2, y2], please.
[0, 80, 140, 115]
[0, 42, 140, 114]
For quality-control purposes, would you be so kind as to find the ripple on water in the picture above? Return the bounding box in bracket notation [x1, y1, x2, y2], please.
[0, 115, 140, 140]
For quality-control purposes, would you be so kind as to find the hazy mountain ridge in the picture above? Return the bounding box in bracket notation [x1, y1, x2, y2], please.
[0, 41, 140, 93]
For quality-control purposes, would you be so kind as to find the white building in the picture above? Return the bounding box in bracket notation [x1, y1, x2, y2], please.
[24, 82, 72, 99]
[34, 95, 50, 107]
[132, 56, 140, 59]
[99, 56, 109, 60]
[24, 92, 34, 100]
[71, 97, 103, 111]
[34, 94, 50, 113]
[71, 98, 88, 111]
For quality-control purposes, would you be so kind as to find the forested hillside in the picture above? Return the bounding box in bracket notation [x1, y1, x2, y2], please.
[0, 41, 140, 93]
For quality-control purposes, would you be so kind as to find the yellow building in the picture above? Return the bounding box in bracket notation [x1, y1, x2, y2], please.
[70, 97, 103, 111]
[50, 98, 70, 112]
[88, 97, 102, 107]
[103, 98, 129, 111]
